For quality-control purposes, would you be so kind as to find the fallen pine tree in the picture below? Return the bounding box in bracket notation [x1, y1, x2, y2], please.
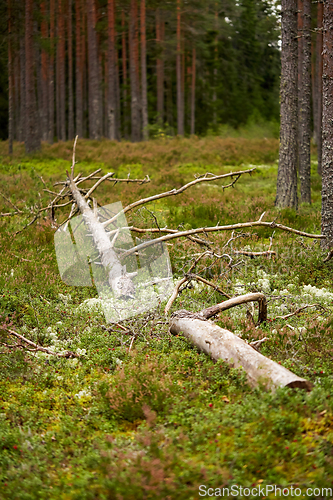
[169, 293, 312, 391]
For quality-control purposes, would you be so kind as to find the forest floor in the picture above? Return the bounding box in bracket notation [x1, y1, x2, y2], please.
[0, 137, 333, 499]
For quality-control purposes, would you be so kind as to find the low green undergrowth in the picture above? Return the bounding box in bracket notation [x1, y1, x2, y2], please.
[0, 137, 332, 499]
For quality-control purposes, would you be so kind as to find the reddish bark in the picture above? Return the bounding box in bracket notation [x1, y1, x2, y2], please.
[75, 0, 83, 137]
[191, 47, 196, 135]
[176, 0, 184, 135]
[57, 0, 66, 141]
[49, 0, 55, 143]
[8, 0, 13, 154]
[68, 0, 74, 140]
[156, 9, 164, 120]
[108, 0, 116, 139]
[25, 0, 40, 152]
[40, 0, 49, 142]
[121, 9, 129, 138]
[87, 0, 101, 139]
[141, 0, 148, 139]
[129, 0, 141, 141]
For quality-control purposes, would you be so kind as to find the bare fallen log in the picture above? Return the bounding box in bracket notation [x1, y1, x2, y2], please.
[170, 312, 311, 391]
[169, 292, 311, 391]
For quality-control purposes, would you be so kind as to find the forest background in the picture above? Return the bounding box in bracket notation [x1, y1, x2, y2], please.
[2, 0, 283, 146]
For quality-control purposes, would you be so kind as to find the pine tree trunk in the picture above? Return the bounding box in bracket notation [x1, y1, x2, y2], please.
[40, 0, 49, 142]
[316, 1, 324, 175]
[8, 0, 13, 154]
[82, 5, 87, 138]
[49, 0, 55, 143]
[58, 0, 66, 141]
[121, 9, 129, 139]
[36, 43, 43, 143]
[321, 0, 333, 247]
[75, 0, 83, 137]
[129, 0, 141, 142]
[213, 5, 218, 124]
[156, 9, 164, 121]
[311, 37, 317, 145]
[14, 52, 20, 141]
[68, 0, 74, 140]
[115, 40, 121, 140]
[276, 0, 298, 209]
[87, 0, 101, 139]
[298, 0, 311, 204]
[140, 0, 148, 139]
[19, 36, 25, 143]
[107, 0, 116, 140]
[191, 47, 196, 135]
[25, 0, 40, 153]
[176, 0, 184, 135]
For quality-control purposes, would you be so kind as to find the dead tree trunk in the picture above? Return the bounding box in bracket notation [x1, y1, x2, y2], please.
[66, 159, 135, 298]
[170, 315, 311, 391]
[276, 0, 298, 209]
[170, 294, 311, 391]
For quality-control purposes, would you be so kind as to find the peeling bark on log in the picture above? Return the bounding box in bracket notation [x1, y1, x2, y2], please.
[170, 315, 311, 391]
